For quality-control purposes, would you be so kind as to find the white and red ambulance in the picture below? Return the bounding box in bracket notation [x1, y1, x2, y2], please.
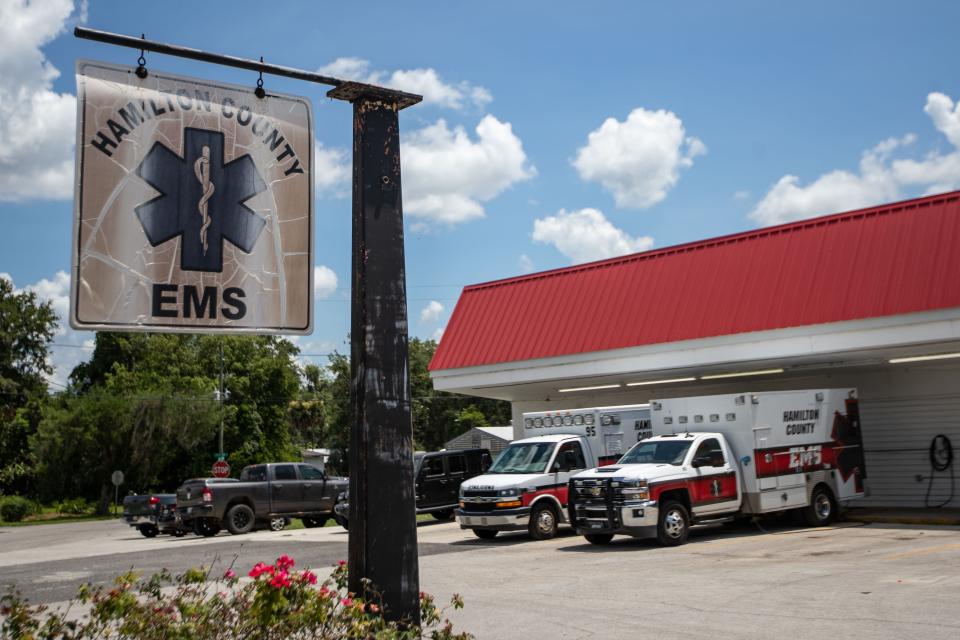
[457, 404, 651, 540]
[569, 389, 866, 545]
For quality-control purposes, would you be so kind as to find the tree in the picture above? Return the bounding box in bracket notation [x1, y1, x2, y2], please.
[0, 277, 57, 495]
[33, 332, 303, 511]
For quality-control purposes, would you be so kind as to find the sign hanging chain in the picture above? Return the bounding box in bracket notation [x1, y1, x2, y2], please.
[255, 56, 265, 99]
[135, 33, 148, 78]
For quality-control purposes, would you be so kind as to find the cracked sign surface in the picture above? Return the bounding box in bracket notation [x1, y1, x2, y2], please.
[71, 61, 313, 333]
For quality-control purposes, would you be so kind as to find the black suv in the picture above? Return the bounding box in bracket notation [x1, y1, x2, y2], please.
[334, 448, 491, 528]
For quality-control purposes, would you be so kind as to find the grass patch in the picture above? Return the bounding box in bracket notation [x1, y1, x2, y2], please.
[0, 513, 116, 527]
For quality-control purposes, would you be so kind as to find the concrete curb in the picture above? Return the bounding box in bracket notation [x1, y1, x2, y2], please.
[842, 512, 960, 526]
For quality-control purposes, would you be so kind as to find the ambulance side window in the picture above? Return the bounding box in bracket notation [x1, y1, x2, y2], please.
[693, 438, 726, 467]
[555, 442, 586, 472]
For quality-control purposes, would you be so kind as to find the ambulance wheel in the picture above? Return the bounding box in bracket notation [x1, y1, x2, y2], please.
[585, 533, 614, 545]
[472, 528, 498, 540]
[529, 503, 558, 540]
[656, 501, 690, 546]
[802, 485, 836, 527]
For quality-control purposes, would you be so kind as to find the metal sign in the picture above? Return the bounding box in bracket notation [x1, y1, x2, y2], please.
[211, 460, 231, 478]
[111, 470, 124, 486]
[71, 60, 314, 334]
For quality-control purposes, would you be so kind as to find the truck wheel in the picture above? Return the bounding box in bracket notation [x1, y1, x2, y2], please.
[302, 516, 328, 528]
[528, 503, 558, 540]
[431, 509, 454, 521]
[334, 515, 349, 530]
[656, 501, 690, 546]
[225, 504, 255, 535]
[472, 528, 498, 540]
[194, 519, 220, 537]
[138, 524, 159, 538]
[584, 533, 614, 545]
[268, 517, 286, 532]
[802, 485, 836, 527]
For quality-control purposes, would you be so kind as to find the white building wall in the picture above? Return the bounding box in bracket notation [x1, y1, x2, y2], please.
[512, 360, 960, 508]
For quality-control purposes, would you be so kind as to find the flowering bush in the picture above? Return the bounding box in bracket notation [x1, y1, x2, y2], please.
[0, 556, 470, 639]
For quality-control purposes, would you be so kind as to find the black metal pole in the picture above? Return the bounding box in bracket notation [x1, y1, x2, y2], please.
[346, 95, 419, 624]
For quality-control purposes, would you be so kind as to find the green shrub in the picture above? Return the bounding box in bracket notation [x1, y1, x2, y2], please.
[56, 497, 92, 515]
[0, 556, 471, 639]
[0, 496, 33, 523]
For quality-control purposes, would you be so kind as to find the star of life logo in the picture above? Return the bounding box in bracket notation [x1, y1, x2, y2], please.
[135, 127, 267, 273]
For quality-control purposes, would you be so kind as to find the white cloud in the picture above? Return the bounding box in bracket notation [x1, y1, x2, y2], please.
[0, 0, 79, 201]
[751, 92, 960, 225]
[733, 190, 751, 201]
[317, 57, 491, 110]
[314, 142, 350, 198]
[6, 270, 93, 389]
[402, 115, 536, 226]
[518, 254, 534, 273]
[419, 300, 444, 324]
[573, 107, 705, 209]
[532, 208, 654, 264]
[313, 265, 338, 299]
[432, 327, 445, 342]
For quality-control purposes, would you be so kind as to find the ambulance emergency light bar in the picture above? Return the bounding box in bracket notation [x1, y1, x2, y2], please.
[888, 351, 960, 364]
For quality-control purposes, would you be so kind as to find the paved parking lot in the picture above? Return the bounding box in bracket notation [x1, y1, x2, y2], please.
[2, 518, 959, 639]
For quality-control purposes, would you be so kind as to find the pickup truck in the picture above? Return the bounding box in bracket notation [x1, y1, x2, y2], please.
[176, 462, 348, 536]
[122, 494, 184, 537]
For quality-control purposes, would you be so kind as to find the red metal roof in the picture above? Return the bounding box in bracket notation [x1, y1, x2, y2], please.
[430, 192, 960, 371]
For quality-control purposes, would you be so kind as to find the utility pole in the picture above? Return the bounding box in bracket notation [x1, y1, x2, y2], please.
[218, 342, 225, 459]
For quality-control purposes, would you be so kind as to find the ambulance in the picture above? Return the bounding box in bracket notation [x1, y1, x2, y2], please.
[568, 389, 866, 545]
[457, 404, 651, 540]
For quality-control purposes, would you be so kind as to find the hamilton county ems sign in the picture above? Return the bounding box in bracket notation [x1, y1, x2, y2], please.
[71, 60, 313, 333]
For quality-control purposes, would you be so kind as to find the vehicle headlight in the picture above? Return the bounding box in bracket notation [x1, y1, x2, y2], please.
[617, 480, 649, 500]
[498, 488, 519, 497]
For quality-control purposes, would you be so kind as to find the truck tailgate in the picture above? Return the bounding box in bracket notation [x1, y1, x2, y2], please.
[176, 480, 209, 509]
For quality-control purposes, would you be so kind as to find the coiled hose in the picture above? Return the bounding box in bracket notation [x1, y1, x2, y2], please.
[924, 434, 954, 508]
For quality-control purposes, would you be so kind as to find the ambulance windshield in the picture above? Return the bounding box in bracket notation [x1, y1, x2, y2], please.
[618, 440, 691, 466]
[487, 442, 556, 474]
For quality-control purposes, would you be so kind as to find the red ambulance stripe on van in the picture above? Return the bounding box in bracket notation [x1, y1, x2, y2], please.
[753, 442, 844, 478]
[521, 484, 568, 507]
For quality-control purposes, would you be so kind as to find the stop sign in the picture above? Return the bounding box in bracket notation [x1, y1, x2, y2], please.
[212, 460, 231, 478]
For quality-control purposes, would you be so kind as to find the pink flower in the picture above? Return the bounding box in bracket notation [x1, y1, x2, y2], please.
[223, 569, 236, 580]
[269, 570, 293, 589]
[248, 562, 273, 579]
[337, 560, 347, 567]
[276, 554, 295, 571]
[369, 604, 380, 614]
[341, 597, 353, 607]
[300, 570, 318, 585]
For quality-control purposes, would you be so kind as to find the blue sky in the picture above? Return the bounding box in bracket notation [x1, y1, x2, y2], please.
[3, 0, 960, 384]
